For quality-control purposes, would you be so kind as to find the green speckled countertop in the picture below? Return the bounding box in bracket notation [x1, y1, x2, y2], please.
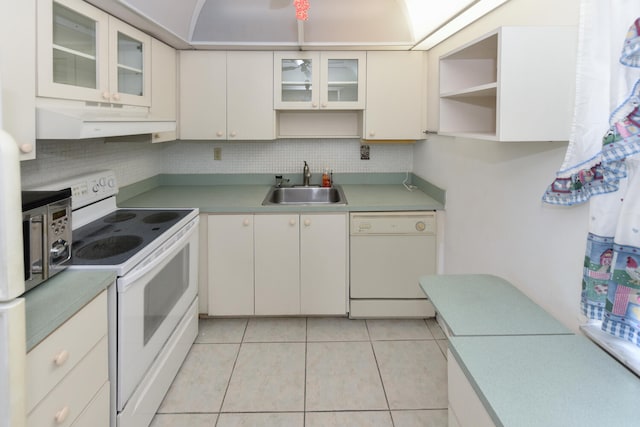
[419, 274, 571, 336]
[117, 173, 445, 212]
[24, 270, 116, 351]
[449, 334, 640, 427]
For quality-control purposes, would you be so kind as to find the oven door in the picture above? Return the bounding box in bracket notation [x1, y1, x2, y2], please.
[116, 218, 199, 410]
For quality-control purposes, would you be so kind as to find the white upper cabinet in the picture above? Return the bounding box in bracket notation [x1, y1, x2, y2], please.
[364, 51, 426, 140]
[150, 39, 177, 143]
[274, 51, 366, 110]
[179, 51, 275, 140]
[0, 0, 36, 159]
[37, 0, 151, 106]
[438, 26, 577, 141]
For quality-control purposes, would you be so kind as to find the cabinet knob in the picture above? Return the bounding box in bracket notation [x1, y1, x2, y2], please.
[289, 219, 296, 226]
[321, 103, 327, 108]
[112, 93, 121, 101]
[53, 350, 69, 366]
[54, 406, 70, 424]
[102, 91, 110, 100]
[369, 131, 375, 137]
[243, 219, 250, 226]
[230, 131, 237, 138]
[19, 143, 33, 154]
[311, 102, 318, 108]
[216, 131, 224, 137]
[304, 219, 311, 227]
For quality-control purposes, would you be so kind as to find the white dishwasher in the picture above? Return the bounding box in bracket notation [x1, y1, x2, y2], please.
[350, 211, 437, 318]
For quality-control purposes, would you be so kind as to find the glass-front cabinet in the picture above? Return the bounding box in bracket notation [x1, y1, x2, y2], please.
[274, 51, 365, 110]
[37, 0, 151, 106]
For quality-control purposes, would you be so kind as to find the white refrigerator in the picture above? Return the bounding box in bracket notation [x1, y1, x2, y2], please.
[0, 118, 27, 425]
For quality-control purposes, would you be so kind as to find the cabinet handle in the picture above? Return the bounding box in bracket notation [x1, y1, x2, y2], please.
[289, 219, 296, 226]
[54, 406, 70, 424]
[53, 350, 69, 366]
[304, 219, 311, 227]
[242, 219, 250, 226]
[230, 131, 237, 138]
[19, 143, 33, 154]
[216, 131, 224, 137]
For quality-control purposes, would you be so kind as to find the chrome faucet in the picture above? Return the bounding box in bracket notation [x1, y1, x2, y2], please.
[302, 161, 311, 186]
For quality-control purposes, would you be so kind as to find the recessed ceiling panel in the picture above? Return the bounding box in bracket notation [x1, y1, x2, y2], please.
[192, 0, 298, 43]
[304, 0, 413, 43]
[120, 0, 200, 40]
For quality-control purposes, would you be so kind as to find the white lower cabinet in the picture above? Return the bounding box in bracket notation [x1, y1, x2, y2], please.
[300, 214, 348, 315]
[26, 291, 109, 427]
[207, 215, 255, 316]
[254, 214, 301, 315]
[207, 213, 348, 316]
[447, 349, 496, 427]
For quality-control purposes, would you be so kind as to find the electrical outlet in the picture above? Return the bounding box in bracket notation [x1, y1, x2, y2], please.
[213, 147, 222, 160]
[360, 144, 370, 160]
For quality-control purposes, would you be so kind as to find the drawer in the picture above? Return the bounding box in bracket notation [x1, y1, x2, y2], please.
[27, 291, 107, 412]
[71, 381, 110, 427]
[28, 336, 108, 427]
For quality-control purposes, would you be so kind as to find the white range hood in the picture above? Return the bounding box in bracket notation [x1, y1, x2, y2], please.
[36, 102, 175, 140]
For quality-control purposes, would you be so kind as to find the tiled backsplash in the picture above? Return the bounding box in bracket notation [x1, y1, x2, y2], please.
[21, 138, 413, 188]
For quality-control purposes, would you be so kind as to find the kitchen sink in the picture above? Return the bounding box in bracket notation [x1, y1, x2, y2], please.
[262, 185, 348, 205]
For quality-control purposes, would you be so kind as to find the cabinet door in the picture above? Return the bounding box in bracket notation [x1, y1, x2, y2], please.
[179, 51, 226, 139]
[150, 39, 176, 143]
[254, 215, 300, 315]
[227, 51, 275, 140]
[320, 52, 366, 110]
[208, 215, 254, 316]
[107, 17, 151, 106]
[274, 52, 319, 109]
[1, 0, 36, 159]
[300, 214, 348, 315]
[37, 0, 109, 103]
[365, 51, 425, 139]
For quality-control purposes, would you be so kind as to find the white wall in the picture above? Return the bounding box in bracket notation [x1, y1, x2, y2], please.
[415, 0, 587, 331]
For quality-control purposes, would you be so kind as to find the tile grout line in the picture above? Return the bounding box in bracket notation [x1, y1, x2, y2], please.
[303, 317, 308, 427]
[365, 320, 396, 427]
[213, 319, 249, 426]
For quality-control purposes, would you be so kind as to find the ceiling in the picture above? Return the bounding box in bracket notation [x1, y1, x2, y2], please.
[85, 0, 510, 51]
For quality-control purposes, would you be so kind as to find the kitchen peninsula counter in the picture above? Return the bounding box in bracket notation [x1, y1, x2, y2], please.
[116, 173, 445, 212]
[420, 274, 640, 427]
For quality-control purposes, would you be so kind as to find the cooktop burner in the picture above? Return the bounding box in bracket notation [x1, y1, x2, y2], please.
[71, 208, 192, 266]
[75, 235, 143, 260]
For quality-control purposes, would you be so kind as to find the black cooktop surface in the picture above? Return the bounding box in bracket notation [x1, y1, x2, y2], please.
[71, 209, 192, 265]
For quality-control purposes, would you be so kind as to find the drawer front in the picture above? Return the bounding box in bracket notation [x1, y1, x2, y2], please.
[28, 336, 108, 427]
[27, 290, 107, 412]
[71, 381, 110, 427]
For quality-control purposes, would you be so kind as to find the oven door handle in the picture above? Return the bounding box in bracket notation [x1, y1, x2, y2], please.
[117, 218, 198, 293]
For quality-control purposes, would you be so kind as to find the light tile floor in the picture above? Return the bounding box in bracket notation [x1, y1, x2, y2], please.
[151, 317, 449, 427]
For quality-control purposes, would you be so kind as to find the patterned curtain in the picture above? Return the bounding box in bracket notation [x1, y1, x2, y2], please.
[543, 1, 640, 346]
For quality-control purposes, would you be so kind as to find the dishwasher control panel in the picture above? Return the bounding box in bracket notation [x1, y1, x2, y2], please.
[350, 211, 436, 235]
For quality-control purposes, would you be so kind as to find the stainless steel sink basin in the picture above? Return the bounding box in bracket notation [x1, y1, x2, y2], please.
[262, 185, 347, 205]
